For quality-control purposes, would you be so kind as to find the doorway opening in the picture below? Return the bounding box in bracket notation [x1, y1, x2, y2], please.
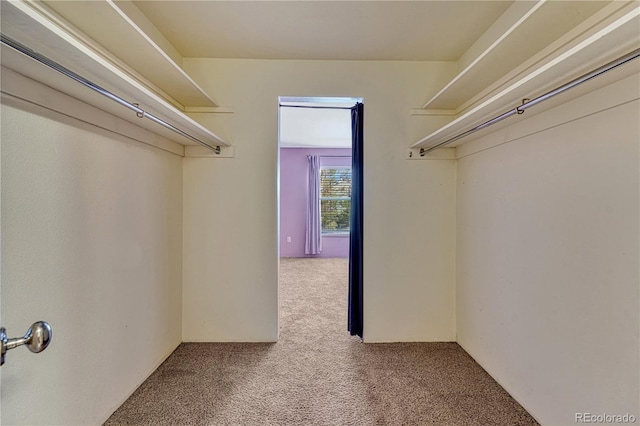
[277, 96, 362, 340]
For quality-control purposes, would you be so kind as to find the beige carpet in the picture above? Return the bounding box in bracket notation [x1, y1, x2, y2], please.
[104, 258, 538, 425]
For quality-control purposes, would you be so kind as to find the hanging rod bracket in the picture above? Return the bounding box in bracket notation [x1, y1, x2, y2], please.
[184, 145, 233, 158]
[133, 104, 145, 119]
[409, 147, 456, 160]
[516, 98, 530, 115]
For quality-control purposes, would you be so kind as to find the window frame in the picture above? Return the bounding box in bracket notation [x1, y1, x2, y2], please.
[319, 165, 352, 236]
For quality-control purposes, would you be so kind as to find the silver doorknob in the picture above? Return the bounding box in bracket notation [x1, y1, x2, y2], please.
[0, 321, 52, 366]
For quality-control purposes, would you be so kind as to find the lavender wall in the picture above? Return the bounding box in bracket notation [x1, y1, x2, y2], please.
[280, 148, 351, 258]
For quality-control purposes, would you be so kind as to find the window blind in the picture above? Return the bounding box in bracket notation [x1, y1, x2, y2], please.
[320, 168, 351, 233]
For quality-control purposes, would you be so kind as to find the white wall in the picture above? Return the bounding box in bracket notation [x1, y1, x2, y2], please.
[182, 59, 457, 342]
[456, 73, 639, 425]
[1, 90, 183, 424]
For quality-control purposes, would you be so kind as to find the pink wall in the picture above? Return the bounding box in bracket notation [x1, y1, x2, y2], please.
[280, 148, 351, 258]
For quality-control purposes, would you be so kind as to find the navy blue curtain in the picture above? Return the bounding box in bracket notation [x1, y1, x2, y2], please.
[348, 103, 364, 338]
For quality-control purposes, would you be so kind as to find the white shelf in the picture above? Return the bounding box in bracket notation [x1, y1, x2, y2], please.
[40, 0, 218, 109]
[0, 0, 229, 149]
[413, 1, 640, 151]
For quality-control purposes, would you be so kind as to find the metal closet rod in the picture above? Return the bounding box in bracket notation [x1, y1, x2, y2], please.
[420, 48, 640, 156]
[1, 34, 221, 154]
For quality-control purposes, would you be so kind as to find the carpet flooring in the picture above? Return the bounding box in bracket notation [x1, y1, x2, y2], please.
[104, 257, 538, 425]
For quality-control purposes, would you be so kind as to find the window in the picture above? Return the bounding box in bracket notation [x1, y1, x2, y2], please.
[320, 167, 351, 234]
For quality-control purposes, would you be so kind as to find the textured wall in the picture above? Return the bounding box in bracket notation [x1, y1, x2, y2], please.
[1, 96, 183, 425]
[456, 73, 640, 424]
[183, 59, 457, 342]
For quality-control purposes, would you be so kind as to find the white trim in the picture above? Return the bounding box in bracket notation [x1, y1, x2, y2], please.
[406, 148, 456, 160]
[322, 232, 350, 238]
[184, 145, 235, 158]
[279, 96, 363, 107]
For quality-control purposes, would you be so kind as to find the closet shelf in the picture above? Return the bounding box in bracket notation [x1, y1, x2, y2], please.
[413, 1, 640, 151]
[40, 0, 218, 110]
[0, 0, 229, 149]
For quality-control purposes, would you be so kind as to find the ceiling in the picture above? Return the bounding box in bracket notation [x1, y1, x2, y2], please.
[125, 1, 519, 147]
[131, 1, 513, 61]
[279, 99, 357, 148]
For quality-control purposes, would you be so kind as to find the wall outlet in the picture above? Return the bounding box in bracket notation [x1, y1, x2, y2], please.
[287, 237, 292, 243]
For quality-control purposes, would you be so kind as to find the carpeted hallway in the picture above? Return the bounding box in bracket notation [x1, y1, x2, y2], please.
[104, 258, 538, 425]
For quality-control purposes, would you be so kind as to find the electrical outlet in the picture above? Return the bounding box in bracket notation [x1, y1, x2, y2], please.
[287, 237, 292, 243]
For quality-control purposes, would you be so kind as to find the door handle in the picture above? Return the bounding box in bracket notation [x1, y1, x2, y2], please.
[0, 321, 52, 366]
